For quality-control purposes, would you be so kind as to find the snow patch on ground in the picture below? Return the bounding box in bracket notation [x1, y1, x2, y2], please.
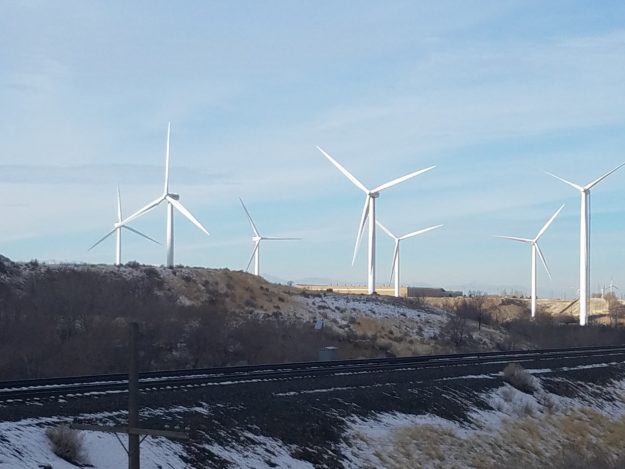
[205, 431, 314, 469]
[339, 377, 625, 469]
[296, 293, 449, 340]
[0, 416, 186, 469]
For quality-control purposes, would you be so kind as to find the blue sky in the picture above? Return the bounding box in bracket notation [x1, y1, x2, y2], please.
[1, 1, 625, 296]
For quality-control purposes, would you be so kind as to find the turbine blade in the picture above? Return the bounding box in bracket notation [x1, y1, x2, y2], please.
[123, 225, 161, 245]
[372, 166, 435, 193]
[167, 197, 210, 236]
[535, 244, 552, 280]
[164, 122, 171, 195]
[534, 204, 565, 241]
[317, 146, 368, 193]
[245, 242, 259, 272]
[494, 235, 532, 243]
[239, 198, 260, 237]
[88, 228, 117, 251]
[352, 196, 370, 265]
[585, 162, 625, 190]
[120, 196, 164, 226]
[116, 185, 122, 222]
[376, 220, 397, 240]
[400, 224, 443, 240]
[545, 171, 583, 191]
[390, 242, 399, 282]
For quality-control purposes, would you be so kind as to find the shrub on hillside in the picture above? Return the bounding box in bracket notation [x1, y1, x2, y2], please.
[503, 363, 538, 393]
[46, 425, 86, 464]
[552, 447, 625, 469]
[503, 315, 625, 349]
[444, 315, 471, 346]
[447, 293, 492, 330]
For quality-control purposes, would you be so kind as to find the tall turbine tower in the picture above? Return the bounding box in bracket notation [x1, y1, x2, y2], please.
[376, 221, 442, 297]
[546, 162, 625, 325]
[496, 204, 564, 317]
[89, 186, 160, 265]
[239, 198, 300, 276]
[317, 146, 434, 294]
[121, 123, 210, 267]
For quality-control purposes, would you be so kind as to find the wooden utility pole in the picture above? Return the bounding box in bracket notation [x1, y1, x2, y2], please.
[128, 322, 140, 469]
[72, 322, 186, 468]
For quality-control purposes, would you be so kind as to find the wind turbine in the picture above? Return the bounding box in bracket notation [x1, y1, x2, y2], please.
[496, 204, 564, 318]
[120, 123, 210, 267]
[546, 162, 625, 325]
[239, 198, 300, 276]
[317, 146, 435, 294]
[376, 221, 443, 297]
[89, 186, 160, 266]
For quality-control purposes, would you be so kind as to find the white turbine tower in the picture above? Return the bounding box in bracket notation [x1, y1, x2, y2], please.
[496, 204, 564, 318]
[239, 198, 300, 276]
[546, 162, 625, 325]
[376, 221, 443, 297]
[121, 123, 210, 267]
[89, 186, 160, 266]
[317, 146, 434, 294]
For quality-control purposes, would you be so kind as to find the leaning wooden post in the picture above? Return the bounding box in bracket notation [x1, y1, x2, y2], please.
[71, 322, 187, 464]
[128, 322, 140, 469]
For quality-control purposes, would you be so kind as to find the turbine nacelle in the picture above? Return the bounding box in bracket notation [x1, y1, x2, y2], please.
[89, 186, 160, 265]
[377, 220, 443, 285]
[316, 146, 435, 279]
[546, 162, 625, 325]
[239, 197, 300, 275]
[495, 204, 564, 316]
[117, 124, 210, 267]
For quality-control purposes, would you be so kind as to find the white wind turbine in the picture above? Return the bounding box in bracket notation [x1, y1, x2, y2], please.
[120, 123, 210, 267]
[376, 221, 443, 297]
[317, 146, 434, 294]
[239, 198, 300, 276]
[89, 186, 160, 266]
[546, 162, 625, 325]
[496, 204, 564, 318]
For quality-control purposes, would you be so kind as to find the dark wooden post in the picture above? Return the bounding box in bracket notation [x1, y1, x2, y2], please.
[71, 322, 187, 464]
[128, 322, 140, 469]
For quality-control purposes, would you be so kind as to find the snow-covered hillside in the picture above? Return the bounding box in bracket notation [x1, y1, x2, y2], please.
[2, 363, 625, 468]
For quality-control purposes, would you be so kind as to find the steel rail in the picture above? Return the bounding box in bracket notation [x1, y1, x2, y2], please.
[1, 345, 624, 401]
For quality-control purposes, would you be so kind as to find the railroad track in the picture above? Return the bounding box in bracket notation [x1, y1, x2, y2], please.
[2, 345, 624, 401]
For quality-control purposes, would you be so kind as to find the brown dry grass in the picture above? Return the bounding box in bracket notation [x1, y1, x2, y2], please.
[353, 408, 625, 469]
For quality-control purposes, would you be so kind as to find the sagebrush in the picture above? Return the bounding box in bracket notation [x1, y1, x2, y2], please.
[503, 363, 538, 393]
[46, 425, 86, 464]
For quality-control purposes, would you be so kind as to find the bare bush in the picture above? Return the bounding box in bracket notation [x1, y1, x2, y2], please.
[503, 363, 538, 393]
[503, 316, 625, 349]
[444, 315, 470, 346]
[551, 444, 625, 469]
[46, 425, 86, 464]
[451, 293, 491, 330]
